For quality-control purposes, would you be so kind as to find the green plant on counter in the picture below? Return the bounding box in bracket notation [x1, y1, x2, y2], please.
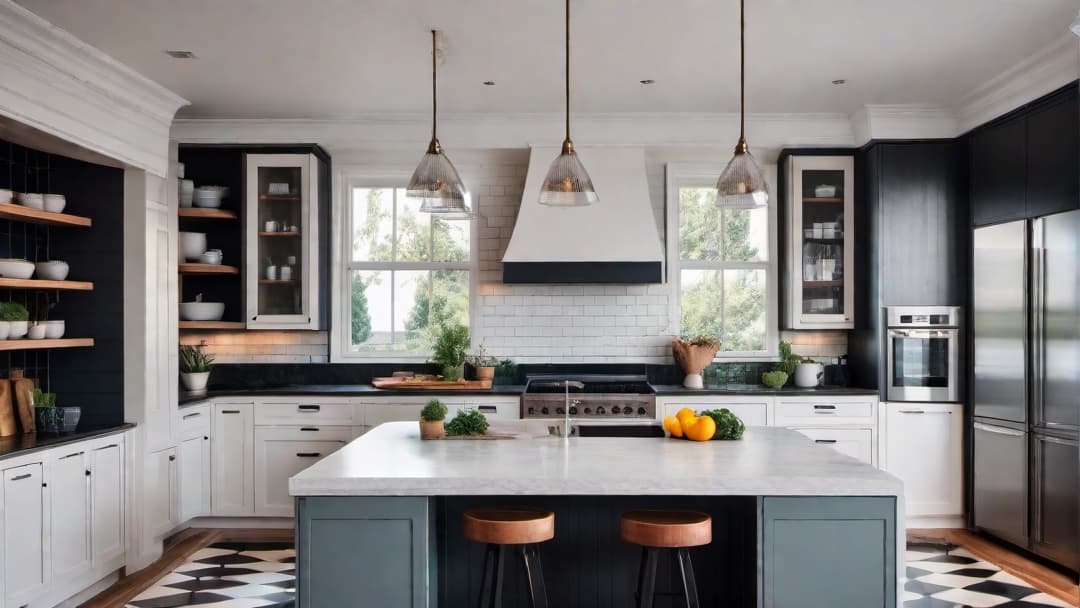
[31, 388, 57, 407]
[445, 408, 489, 436]
[776, 340, 812, 376]
[761, 370, 789, 389]
[0, 302, 29, 322]
[467, 342, 498, 368]
[420, 399, 448, 422]
[700, 408, 745, 440]
[179, 344, 215, 373]
[431, 324, 470, 380]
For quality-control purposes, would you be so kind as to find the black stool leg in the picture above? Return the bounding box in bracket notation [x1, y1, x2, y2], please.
[675, 548, 700, 608]
[478, 544, 495, 608]
[637, 547, 659, 608]
[478, 543, 506, 608]
[521, 544, 548, 608]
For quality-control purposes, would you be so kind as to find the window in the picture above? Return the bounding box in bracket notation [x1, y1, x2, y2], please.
[666, 165, 777, 358]
[341, 183, 472, 356]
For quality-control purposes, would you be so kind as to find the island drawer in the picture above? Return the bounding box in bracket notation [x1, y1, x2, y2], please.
[254, 400, 358, 426]
[790, 427, 874, 464]
[774, 397, 876, 426]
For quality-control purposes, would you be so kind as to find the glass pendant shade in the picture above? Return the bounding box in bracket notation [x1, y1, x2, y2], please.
[539, 142, 598, 207]
[407, 139, 471, 216]
[716, 143, 769, 209]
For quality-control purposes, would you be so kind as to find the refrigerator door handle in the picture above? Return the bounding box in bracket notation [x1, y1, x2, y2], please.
[974, 422, 1025, 437]
[1031, 218, 1045, 424]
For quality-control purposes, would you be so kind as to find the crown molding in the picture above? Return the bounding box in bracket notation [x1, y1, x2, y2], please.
[851, 104, 958, 145]
[955, 33, 1079, 134]
[0, 1, 188, 176]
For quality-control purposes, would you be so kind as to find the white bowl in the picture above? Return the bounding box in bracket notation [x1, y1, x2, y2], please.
[43, 194, 66, 213]
[180, 301, 225, 321]
[15, 193, 43, 209]
[27, 323, 46, 340]
[179, 232, 207, 262]
[814, 185, 837, 198]
[8, 321, 27, 339]
[44, 320, 64, 339]
[0, 189, 11, 204]
[193, 186, 227, 208]
[0, 258, 35, 279]
[0, 322, 10, 340]
[35, 261, 69, 281]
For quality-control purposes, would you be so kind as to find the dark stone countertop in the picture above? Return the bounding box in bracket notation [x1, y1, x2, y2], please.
[650, 384, 881, 397]
[0, 422, 135, 461]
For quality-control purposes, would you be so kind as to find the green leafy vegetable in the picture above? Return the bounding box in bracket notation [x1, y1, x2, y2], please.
[700, 408, 745, 440]
[445, 408, 489, 436]
[32, 388, 57, 407]
[761, 371, 789, 389]
[420, 399, 448, 422]
[0, 302, 29, 322]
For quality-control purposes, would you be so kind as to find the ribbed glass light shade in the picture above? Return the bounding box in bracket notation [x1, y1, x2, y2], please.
[716, 148, 769, 209]
[538, 144, 598, 207]
[407, 141, 472, 216]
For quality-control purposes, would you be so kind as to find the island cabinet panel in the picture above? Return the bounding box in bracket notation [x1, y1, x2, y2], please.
[296, 497, 434, 608]
[761, 496, 896, 608]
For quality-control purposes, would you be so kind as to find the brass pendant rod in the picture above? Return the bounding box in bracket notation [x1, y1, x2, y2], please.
[564, 0, 571, 144]
[738, 0, 746, 143]
[431, 29, 438, 143]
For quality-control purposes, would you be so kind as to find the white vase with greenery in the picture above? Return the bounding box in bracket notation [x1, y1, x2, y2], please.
[179, 344, 214, 391]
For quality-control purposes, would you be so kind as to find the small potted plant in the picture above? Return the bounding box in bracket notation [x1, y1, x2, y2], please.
[179, 344, 214, 391]
[671, 335, 721, 389]
[32, 388, 63, 433]
[431, 323, 469, 381]
[0, 302, 29, 340]
[419, 399, 448, 440]
[467, 343, 497, 381]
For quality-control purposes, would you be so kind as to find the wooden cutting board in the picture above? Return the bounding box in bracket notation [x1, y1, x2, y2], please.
[372, 377, 492, 390]
[0, 380, 15, 437]
[10, 370, 35, 434]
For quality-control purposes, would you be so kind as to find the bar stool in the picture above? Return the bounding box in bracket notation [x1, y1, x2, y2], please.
[462, 507, 554, 608]
[621, 509, 712, 608]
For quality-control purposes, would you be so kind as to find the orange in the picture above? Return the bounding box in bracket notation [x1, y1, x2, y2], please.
[684, 415, 717, 442]
[663, 415, 684, 438]
[675, 407, 696, 424]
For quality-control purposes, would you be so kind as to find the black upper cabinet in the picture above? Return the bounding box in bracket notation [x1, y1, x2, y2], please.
[969, 83, 1079, 226]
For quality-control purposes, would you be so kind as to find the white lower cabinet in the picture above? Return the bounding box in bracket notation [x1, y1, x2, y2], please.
[254, 427, 351, 517]
[3, 462, 46, 607]
[50, 448, 90, 580]
[89, 440, 125, 567]
[790, 427, 875, 464]
[884, 402, 963, 518]
[212, 402, 255, 516]
[146, 447, 178, 538]
[178, 435, 211, 521]
[658, 398, 770, 427]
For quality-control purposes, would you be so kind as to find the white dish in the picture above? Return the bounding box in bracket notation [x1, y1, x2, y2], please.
[0, 258, 35, 279]
[15, 192, 43, 209]
[35, 261, 70, 281]
[199, 250, 223, 265]
[44, 320, 65, 339]
[179, 179, 194, 208]
[180, 301, 225, 321]
[27, 323, 46, 340]
[0, 322, 10, 340]
[814, 185, 837, 198]
[193, 186, 228, 209]
[179, 232, 207, 262]
[0, 189, 11, 204]
[43, 194, 66, 213]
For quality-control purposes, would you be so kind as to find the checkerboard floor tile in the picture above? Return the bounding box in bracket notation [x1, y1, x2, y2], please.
[126, 540, 1071, 607]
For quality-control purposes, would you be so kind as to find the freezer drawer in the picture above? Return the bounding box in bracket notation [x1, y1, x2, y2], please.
[972, 421, 1028, 547]
[1032, 432, 1079, 570]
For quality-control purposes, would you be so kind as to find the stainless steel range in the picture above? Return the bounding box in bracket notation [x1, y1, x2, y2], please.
[520, 374, 656, 419]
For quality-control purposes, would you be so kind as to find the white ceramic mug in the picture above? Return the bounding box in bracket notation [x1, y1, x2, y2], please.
[264, 220, 280, 233]
[266, 265, 278, 280]
[794, 362, 825, 388]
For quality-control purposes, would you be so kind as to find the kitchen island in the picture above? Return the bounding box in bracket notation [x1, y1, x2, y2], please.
[290, 422, 903, 607]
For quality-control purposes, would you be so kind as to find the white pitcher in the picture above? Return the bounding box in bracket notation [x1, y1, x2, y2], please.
[794, 362, 824, 388]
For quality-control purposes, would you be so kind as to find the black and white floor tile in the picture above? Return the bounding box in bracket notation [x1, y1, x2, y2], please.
[126, 540, 1072, 608]
[126, 542, 295, 608]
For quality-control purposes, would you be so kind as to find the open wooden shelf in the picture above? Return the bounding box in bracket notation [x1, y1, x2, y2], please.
[258, 279, 298, 285]
[0, 278, 93, 291]
[179, 321, 246, 330]
[802, 197, 844, 204]
[258, 195, 301, 201]
[179, 263, 240, 275]
[803, 280, 843, 288]
[178, 208, 238, 220]
[0, 203, 91, 227]
[258, 232, 299, 237]
[0, 338, 94, 351]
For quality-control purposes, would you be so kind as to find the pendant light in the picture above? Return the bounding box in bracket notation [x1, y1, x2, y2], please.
[408, 30, 471, 216]
[716, 0, 768, 209]
[538, 0, 598, 206]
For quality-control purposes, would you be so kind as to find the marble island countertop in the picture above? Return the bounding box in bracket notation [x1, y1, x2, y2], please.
[289, 421, 902, 498]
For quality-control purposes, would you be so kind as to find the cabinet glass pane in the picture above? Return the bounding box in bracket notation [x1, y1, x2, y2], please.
[799, 169, 845, 315]
[256, 165, 303, 316]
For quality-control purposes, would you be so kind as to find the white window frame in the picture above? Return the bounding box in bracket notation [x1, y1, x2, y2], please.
[665, 163, 779, 361]
[330, 166, 478, 362]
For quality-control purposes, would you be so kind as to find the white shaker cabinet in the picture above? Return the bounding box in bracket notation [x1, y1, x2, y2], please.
[254, 427, 351, 517]
[89, 440, 125, 566]
[789, 427, 875, 464]
[146, 447, 178, 539]
[884, 402, 963, 519]
[658, 398, 771, 427]
[50, 448, 90, 580]
[212, 403, 255, 516]
[3, 462, 46, 607]
[178, 435, 212, 521]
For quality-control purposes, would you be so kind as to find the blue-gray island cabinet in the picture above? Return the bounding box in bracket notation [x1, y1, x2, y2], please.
[290, 422, 903, 607]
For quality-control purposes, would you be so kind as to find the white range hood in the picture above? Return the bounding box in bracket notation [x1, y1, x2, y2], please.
[502, 146, 664, 283]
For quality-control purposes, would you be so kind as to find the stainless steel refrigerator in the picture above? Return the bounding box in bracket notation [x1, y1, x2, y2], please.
[972, 210, 1079, 569]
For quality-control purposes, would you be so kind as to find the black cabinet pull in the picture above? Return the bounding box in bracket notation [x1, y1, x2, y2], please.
[204, 436, 209, 440]
[11, 473, 31, 481]
[300, 427, 319, 432]
[296, 452, 321, 458]
[298, 405, 320, 412]
[182, 412, 202, 419]
[477, 406, 497, 413]
[60, 451, 83, 460]
[222, 410, 240, 414]
[813, 405, 836, 410]
[169, 455, 176, 461]
[85, 470, 91, 477]
[814, 439, 838, 444]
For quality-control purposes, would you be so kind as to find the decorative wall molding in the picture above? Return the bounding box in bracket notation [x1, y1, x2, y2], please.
[0, 0, 187, 176]
[955, 33, 1079, 134]
[850, 105, 958, 145]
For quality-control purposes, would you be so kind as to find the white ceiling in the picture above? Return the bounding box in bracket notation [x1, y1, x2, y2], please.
[16, 0, 1079, 119]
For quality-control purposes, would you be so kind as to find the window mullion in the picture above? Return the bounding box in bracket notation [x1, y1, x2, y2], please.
[390, 188, 398, 345]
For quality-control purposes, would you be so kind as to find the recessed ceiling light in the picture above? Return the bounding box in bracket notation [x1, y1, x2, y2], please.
[640, 79, 655, 85]
[164, 50, 197, 59]
[831, 79, 846, 85]
[483, 81, 496, 86]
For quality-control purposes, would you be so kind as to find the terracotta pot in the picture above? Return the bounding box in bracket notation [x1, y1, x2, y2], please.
[475, 366, 495, 380]
[419, 419, 445, 440]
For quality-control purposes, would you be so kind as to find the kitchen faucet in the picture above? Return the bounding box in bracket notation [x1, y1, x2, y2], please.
[562, 380, 584, 438]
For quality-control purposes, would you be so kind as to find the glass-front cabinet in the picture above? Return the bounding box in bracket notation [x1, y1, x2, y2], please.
[245, 154, 320, 329]
[784, 155, 855, 329]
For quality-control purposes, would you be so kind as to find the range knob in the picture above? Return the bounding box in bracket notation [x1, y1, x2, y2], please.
[569, 407, 578, 415]
[541, 407, 549, 415]
[556, 407, 565, 415]
[527, 407, 536, 415]
[637, 407, 647, 416]
[583, 407, 592, 415]
[596, 406, 606, 415]
[610, 406, 621, 415]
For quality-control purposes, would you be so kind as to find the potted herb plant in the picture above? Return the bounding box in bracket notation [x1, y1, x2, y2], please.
[431, 323, 469, 381]
[179, 344, 214, 391]
[467, 343, 497, 381]
[445, 408, 489, 437]
[419, 399, 448, 440]
[32, 388, 63, 433]
[0, 302, 29, 340]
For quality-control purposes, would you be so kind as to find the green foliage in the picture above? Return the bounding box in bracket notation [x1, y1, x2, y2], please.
[179, 344, 215, 373]
[0, 302, 29, 322]
[32, 388, 57, 408]
[700, 408, 745, 440]
[776, 340, 811, 376]
[761, 371, 789, 389]
[468, 343, 497, 367]
[420, 399, 448, 422]
[445, 408, 489, 436]
[494, 359, 517, 378]
[351, 278, 372, 345]
[431, 324, 470, 370]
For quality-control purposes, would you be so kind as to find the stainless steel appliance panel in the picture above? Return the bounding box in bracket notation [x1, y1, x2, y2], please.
[1031, 432, 1079, 570]
[973, 221, 1028, 423]
[1033, 210, 1080, 431]
[886, 306, 962, 402]
[972, 421, 1029, 547]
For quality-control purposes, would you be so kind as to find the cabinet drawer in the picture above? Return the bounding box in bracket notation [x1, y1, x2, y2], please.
[660, 400, 769, 427]
[254, 427, 352, 517]
[451, 399, 519, 421]
[791, 427, 874, 464]
[255, 400, 357, 426]
[775, 398, 876, 426]
[177, 405, 212, 438]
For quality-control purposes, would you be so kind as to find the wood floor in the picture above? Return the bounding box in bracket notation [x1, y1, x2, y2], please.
[79, 527, 1077, 608]
[909, 528, 1079, 606]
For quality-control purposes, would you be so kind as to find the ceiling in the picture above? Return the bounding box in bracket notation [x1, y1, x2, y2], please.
[17, 0, 1078, 119]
